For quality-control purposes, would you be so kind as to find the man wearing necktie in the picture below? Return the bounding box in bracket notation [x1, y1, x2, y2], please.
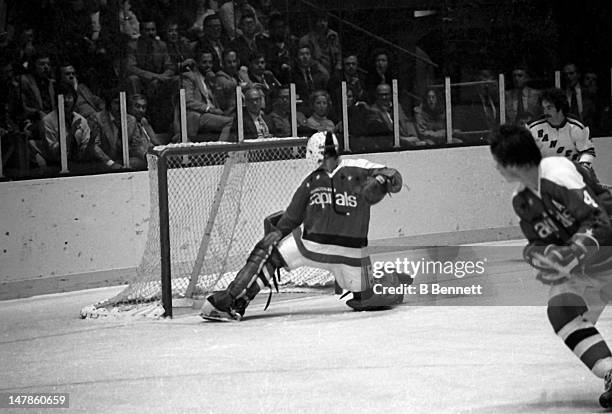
[292, 45, 329, 115]
[504, 66, 541, 126]
[563, 63, 595, 126]
[235, 86, 274, 140]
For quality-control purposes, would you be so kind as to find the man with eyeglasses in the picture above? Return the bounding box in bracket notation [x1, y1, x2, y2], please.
[234, 86, 274, 139]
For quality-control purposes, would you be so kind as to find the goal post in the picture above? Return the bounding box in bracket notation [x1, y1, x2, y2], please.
[81, 138, 333, 319]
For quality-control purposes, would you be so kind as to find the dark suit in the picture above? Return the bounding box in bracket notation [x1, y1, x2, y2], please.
[232, 111, 274, 140]
[177, 70, 233, 141]
[291, 62, 329, 112]
[505, 87, 541, 125]
[19, 74, 55, 120]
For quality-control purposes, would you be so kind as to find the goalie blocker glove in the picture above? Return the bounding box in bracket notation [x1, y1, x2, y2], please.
[362, 168, 402, 205]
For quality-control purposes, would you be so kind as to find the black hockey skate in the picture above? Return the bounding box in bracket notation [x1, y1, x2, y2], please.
[346, 272, 405, 311]
[199, 293, 246, 322]
[600, 369, 612, 408]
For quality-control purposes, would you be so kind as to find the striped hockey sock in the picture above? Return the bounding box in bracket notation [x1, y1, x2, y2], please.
[548, 293, 612, 376]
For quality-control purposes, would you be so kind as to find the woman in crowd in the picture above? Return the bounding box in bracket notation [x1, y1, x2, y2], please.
[306, 90, 335, 133]
[414, 88, 462, 144]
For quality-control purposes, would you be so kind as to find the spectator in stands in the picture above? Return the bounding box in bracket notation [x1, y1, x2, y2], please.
[196, 13, 228, 73]
[364, 49, 399, 104]
[125, 19, 177, 132]
[188, 0, 219, 35]
[58, 63, 105, 120]
[19, 52, 55, 123]
[128, 94, 161, 148]
[218, 0, 263, 42]
[41, 82, 119, 171]
[0, 62, 24, 172]
[267, 85, 308, 137]
[292, 45, 329, 115]
[366, 83, 427, 146]
[89, 91, 149, 169]
[238, 52, 281, 109]
[299, 12, 342, 75]
[48, 0, 101, 73]
[261, 13, 297, 85]
[563, 62, 596, 126]
[582, 69, 606, 135]
[12, 27, 38, 68]
[124, 19, 175, 96]
[334, 87, 372, 137]
[413, 88, 462, 144]
[306, 90, 335, 133]
[329, 53, 367, 115]
[164, 21, 195, 74]
[178, 50, 233, 141]
[119, 0, 140, 40]
[214, 49, 242, 116]
[505, 65, 541, 125]
[476, 69, 499, 130]
[229, 12, 265, 66]
[234, 86, 273, 139]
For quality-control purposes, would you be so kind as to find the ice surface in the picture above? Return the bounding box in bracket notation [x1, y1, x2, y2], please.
[1, 245, 611, 413]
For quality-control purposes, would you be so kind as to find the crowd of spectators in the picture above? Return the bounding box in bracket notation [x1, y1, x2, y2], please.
[1, 1, 611, 177]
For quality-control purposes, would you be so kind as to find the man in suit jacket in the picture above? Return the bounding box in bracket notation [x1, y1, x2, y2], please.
[124, 20, 176, 96]
[505, 66, 541, 125]
[366, 84, 428, 146]
[180, 51, 233, 141]
[291, 45, 329, 115]
[563, 62, 596, 127]
[19, 53, 55, 122]
[233, 86, 274, 140]
[89, 93, 149, 170]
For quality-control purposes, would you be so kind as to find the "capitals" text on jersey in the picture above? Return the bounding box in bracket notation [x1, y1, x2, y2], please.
[309, 188, 358, 208]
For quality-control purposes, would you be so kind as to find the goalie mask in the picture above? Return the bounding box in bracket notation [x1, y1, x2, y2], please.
[306, 131, 339, 170]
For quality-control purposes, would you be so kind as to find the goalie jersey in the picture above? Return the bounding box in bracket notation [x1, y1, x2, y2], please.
[513, 157, 612, 273]
[275, 158, 399, 248]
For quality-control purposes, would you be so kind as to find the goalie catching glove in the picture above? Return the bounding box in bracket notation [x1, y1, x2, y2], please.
[523, 232, 600, 285]
[362, 168, 403, 205]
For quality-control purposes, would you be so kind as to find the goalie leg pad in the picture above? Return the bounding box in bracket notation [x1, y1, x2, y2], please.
[227, 239, 279, 300]
[208, 230, 284, 318]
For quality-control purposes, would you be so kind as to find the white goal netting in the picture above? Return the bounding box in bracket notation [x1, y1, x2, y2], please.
[81, 139, 333, 318]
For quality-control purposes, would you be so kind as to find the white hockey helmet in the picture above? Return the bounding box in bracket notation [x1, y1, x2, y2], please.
[305, 131, 339, 169]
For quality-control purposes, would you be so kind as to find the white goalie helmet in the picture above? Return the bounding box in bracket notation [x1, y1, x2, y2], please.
[305, 131, 339, 170]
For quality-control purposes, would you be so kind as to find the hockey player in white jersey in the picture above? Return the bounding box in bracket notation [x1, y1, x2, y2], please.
[528, 88, 597, 177]
[490, 124, 612, 408]
[200, 131, 405, 321]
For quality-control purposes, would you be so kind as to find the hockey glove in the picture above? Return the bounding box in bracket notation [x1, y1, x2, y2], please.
[524, 245, 570, 284]
[530, 244, 579, 285]
[362, 175, 390, 205]
[530, 233, 599, 285]
[523, 243, 549, 271]
[362, 169, 403, 205]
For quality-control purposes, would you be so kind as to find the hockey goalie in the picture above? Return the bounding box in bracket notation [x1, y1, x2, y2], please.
[200, 131, 405, 321]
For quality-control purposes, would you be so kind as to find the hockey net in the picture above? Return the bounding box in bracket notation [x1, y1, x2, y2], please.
[81, 138, 333, 318]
